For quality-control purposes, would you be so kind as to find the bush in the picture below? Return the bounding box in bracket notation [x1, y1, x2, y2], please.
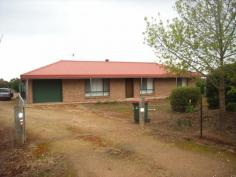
[226, 87, 236, 104]
[185, 102, 194, 113]
[207, 96, 219, 109]
[170, 87, 201, 112]
[206, 62, 236, 111]
[226, 103, 236, 112]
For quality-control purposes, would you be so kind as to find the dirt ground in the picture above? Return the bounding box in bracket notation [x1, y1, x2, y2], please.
[0, 99, 236, 177]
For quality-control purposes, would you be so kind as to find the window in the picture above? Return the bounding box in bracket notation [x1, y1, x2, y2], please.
[85, 79, 109, 97]
[140, 78, 154, 94]
[177, 78, 188, 87]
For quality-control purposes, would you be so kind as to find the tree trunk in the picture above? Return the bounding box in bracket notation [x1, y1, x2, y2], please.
[218, 73, 225, 130]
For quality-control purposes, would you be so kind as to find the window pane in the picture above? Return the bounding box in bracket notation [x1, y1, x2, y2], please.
[140, 90, 146, 94]
[141, 79, 147, 90]
[85, 80, 91, 93]
[103, 79, 109, 92]
[85, 79, 110, 97]
[104, 92, 109, 96]
[140, 78, 154, 94]
[147, 79, 153, 90]
[91, 79, 103, 92]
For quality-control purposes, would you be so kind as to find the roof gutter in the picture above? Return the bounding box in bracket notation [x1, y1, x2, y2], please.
[20, 73, 199, 80]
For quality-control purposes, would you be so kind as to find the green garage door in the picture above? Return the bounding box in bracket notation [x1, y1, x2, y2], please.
[33, 79, 62, 103]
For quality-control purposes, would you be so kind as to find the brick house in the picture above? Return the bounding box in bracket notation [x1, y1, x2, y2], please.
[20, 60, 197, 103]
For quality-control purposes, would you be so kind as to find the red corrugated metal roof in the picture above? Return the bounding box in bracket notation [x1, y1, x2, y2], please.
[20, 60, 197, 79]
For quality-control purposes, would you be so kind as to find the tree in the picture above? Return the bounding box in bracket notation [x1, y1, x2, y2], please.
[0, 78, 9, 88]
[9, 78, 21, 92]
[144, 0, 236, 129]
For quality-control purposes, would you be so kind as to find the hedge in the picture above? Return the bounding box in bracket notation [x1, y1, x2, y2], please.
[170, 87, 201, 112]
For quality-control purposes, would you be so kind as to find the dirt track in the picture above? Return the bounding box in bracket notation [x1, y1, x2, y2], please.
[0, 100, 236, 177]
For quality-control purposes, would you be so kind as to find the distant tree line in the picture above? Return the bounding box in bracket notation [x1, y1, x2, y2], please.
[0, 78, 21, 92]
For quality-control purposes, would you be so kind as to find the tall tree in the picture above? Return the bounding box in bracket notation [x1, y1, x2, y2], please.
[144, 0, 236, 129]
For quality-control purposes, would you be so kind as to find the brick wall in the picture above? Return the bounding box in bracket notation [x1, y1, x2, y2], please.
[133, 78, 178, 98]
[62, 78, 178, 102]
[62, 78, 194, 102]
[110, 79, 126, 99]
[62, 79, 127, 102]
[27, 78, 195, 103]
[155, 78, 177, 97]
[133, 79, 140, 98]
[62, 79, 85, 102]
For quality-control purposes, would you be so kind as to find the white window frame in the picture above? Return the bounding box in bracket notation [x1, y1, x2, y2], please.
[140, 78, 154, 95]
[85, 79, 110, 97]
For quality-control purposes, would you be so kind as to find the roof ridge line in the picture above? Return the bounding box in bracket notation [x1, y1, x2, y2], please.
[60, 59, 159, 64]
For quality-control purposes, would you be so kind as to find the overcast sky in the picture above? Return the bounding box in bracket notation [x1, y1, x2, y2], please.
[0, 0, 177, 80]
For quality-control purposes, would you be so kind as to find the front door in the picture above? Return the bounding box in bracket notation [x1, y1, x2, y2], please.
[125, 79, 134, 98]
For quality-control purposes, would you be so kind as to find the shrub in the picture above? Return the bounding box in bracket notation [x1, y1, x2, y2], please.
[206, 62, 236, 111]
[226, 87, 236, 105]
[170, 87, 201, 112]
[226, 103, 236, 112]
[185, 102, 194, 113]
